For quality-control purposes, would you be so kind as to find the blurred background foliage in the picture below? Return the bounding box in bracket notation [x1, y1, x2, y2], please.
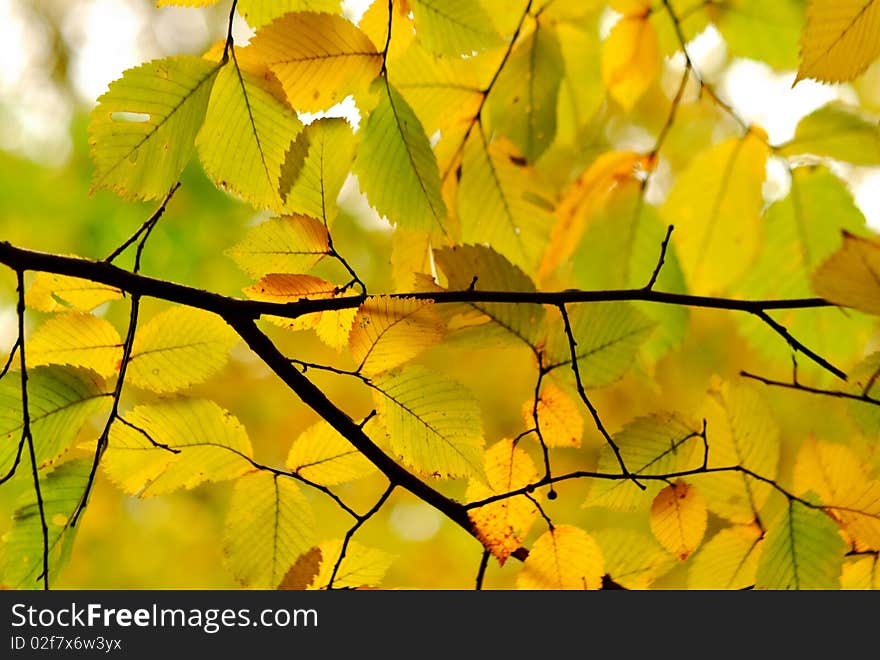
[0, 0, 878, 588]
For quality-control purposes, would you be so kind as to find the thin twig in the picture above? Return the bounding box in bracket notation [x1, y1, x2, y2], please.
[645, 225, 674, 290]
[104, 183, 181, 264]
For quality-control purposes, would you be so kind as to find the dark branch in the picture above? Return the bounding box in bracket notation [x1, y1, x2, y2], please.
[741, 370, 874, 406]
[104, 183, 180, 264]
[644, 225, 674, 290]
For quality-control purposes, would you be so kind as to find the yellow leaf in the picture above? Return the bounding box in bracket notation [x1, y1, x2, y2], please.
[308, 539, 395, 589]
[695, 380, 780, 524]
[650, 480, 707, 560]
[410, 0, 501, 56]
[349, 297, 444, 376]
[243, 274, 337, 331]
[812, 231, 880, 314]
[390, 229, 434, 291]
[796, 0, 880, 84]
[286, 420, 376, 486]
[517, 525, 605, 589]
[226, 214, 330, 279]
[223, 471, 316, 588]
[26, 272, 123, 313]
[466, 439, 540, 564]
[523, 382, 583, 448]
[358, 0, 414, 59]
[28, 313, 122, 377]
[251, 12, 382, 113]
[593, 529, 676, 589]
[688, 524, 764, 589]
[103, 399, 253, 497]
[315, 308, 358, 352]
[601, 10, 660, 111]
[841, 554, 880, 589]
[794, 438, 880, 551]
[660, 131, 769, 292]
[239, 1, 343, 29]
[128, 307, 238, 393]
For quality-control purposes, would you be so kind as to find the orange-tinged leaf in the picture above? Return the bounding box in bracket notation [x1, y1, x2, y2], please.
[796, 0, 880, 84]
[243, 274, 337, 331]
[349, 297, 445, 375]
[650, 481, 708, 560]
[812, 231, 880, 314]
[226, 214, 331, 279]
[251, 12, 382, 113]
[517, 525, 605, 589]
[279, 547, 323, 590]
[601, 13, 660, 111]
[26, 272, 122, 313]
[28, 313, 122, 378]
[523, 382, 583, 448]
[466, 439, 540, 563]
[793, 438, 880, 551]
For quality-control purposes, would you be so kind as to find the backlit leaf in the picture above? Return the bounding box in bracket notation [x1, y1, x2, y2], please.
[847, 352, 880, 434]
[841, 554, 880, 589]
[308, 539, 394, 589]
[28, 313, 122, 377]
[587, 413, 702, 511]
[714, 0, 804, 70]
[523, 382, 583, 448]
[593, 529, 676, 589]
[0, 459, 91, 589]
[796, 0, 880, 83]
[781, 104, 880, 166]
[197, 47, 303, 213]
[755, 500, 846, 589]
[286, 420, 377, 486]
[687, 524, 764, 589]
[466, 438, 539, 563]
[128, 307, 238, 393]
[601, 7, 660, 111]
[411, 0, 501, 56]
[226, 214, 331, 279]
[251, 12, 381, 112]
[812, 231, 880, 315]
[517, 525, 604, 590]
[353, 79, 447, 232]
[0, 366, 110, 473]
[103, 399, 253, 497]
[238, 0, 342, 28]
[243, 274, 337, 331]
[315, 308, 359, 351]
[793, 438, 880, 551]
[223, 471, 316, 588]
[89, 55, 219, 200]
[650, 480, 707, 560]
[660, 131, 769, 292]
[26, 273, 122, 313]
[372, 366, 484, 479]
[349, 297, 444, 375]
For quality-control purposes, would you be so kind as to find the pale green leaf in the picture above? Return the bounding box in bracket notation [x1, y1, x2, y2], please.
[89, 55, 219, 200]
[226, 214, 331, 279]
[28, 313, 122, 378]
[716, 0, 804, 69]
[411, 0, 501, 56]
[353, 79, 447, 231]
[372, 366, 484, 479]
[103, 400, 253, 497]
[286, 420, 377, 486]
[223, 471, 316, 588]
[0, 459, 91, 589]
[781, 104, 880, 166]
[755, 500, 846, 589]
[128, 307, 238, 393]
[0, 366, 110, 473]
[593, 529, 676, 589]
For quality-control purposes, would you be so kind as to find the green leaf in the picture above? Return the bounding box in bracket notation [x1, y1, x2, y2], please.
[489, 23, 564, 162]
[286, 420, 377, 486]
[223, 471, 316, 588]
[372, 366, 484, 479]
[411, 0, 502, 56]
[103, 400, 253, 497]
[89, 55, 219, 200]
[433, 244, 545, 346]
[27, 313, 122, 378]
[715, 0, 804, 69]
[593, 529, 676, 589]
[226, 214, 331, 279]
[128, 307, 238, 393]
[281, 118, 356, 222]
[847, 352, 880, 434]
[0, 366, 110, 473]
[781, 104, 880, 166]
[251, 11, 381, 113]
[687, 525, 764, 589]
[586, 413, 702, 511]
[353, 79, 447, 232]
[0, 459, 91, 589]
[755, 500, 846, 589]
[197, 49, 303, 213]
[736, 166, 872, 376]
[458, 132, 553, 274]
[543, 302, 655, 388]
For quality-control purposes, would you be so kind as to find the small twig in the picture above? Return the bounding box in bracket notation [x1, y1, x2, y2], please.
[644, 225, 674, 290]
[525, 492, 553, 529]
[222, 0, 239, 62]
[104, 183, 180, 264]
[752, 310, 846, 381]
[116, 416, 180, 454]
[475, 549, 491, 590]
[741, 370, 875, 406]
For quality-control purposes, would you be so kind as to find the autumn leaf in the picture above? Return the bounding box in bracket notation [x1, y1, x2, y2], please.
[650, 480, 707, 560]
[688, 525, 764, 590]
[601, 4, 660, 111]
[812, 231, 880, 314]
[27, 313, 122, 377]
[26, 273, 122, 313]
[517, 525, 605, 590]
[796, 0, 880, 84]
[524, 382, 583, 448]
[226, 214, 330, 278]
[286, 420, 377, 486]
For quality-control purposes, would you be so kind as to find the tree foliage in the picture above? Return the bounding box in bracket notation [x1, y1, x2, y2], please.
[1, 0, 880, 590]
